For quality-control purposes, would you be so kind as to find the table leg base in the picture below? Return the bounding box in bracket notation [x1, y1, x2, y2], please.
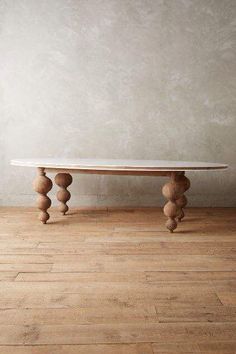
[162, 172, 190, 232]
[55, 173, 73, 215]
[33, 168, 52, 224]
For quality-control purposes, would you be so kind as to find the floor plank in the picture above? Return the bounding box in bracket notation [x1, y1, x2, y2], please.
[0, 307, 157, 325]
[0, 323, 236, 344]
[15, 271, 236, 282]
[0, 281, 221, 309]
[0, 344, 153, 354]
[216, 292, 236, 306]
[152, 341, 236, 353]
[0, 264, 52, 272]
[31, 241, 236, 256]
[51, 255, 236, 272]
[0, 272, 18, 281]
[146, 271, 236, 282]
[15, 271, 147, 282]
[155, 305, 236, 322]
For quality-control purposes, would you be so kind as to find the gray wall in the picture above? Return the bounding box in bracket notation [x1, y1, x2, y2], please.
[0, 0, 236, 207]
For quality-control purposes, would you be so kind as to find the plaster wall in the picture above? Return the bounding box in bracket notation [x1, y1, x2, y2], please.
[0, 0, 235, 207]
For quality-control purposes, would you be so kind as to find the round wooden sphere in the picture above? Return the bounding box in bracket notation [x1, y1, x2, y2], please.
[57, 189, 71, 203]
[55, 173, 73, 188]
[163, 201, 179, 218]
[33, 176, 52, 194]
[39, 211, 50, 224]
[166, 218, 177, 232]
[180, 175, 190, 191]
[162, 182, 185, 201]
[36, 194, 51, 211]
[176, 195, 187, 208]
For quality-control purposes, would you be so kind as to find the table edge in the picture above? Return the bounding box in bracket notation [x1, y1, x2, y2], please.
[10, 160, 228, 171]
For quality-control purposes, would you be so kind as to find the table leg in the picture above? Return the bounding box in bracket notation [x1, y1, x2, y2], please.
[176, 172, 190, 222]
[162, 172, 187, 232]
[55, 173, 73, 215]
[33, 168, 53, 224]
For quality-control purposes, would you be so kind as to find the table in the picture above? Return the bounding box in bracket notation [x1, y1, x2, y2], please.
[11, 158, 228, 232]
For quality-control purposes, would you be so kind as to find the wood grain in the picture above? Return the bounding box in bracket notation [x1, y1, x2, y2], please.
[0, 344, 153, 354]
[1, 323, 236, 344]
[0, 207, 235, 353]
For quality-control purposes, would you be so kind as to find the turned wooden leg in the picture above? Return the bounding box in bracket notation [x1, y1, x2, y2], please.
[176, 172, 190, 222]
[33, 168, 53, 224]
[55, 173, 73, 215]
[162, 172, 186, 232]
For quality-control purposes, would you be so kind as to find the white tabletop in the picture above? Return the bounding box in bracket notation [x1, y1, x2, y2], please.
[11, 158, 228, 171]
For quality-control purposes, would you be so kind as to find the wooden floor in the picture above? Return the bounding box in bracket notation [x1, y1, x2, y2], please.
[0, 207, 236, 353]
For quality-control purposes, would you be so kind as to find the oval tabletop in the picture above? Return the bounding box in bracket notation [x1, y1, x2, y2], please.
[11, 158, 228, 171]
